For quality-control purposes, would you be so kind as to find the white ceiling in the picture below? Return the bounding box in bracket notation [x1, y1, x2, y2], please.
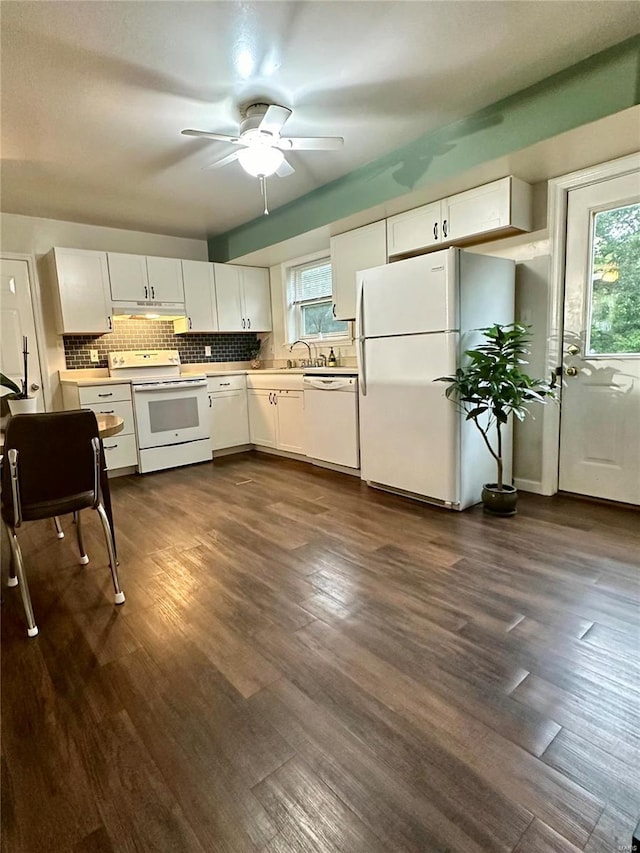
[2, 1, 638, 240]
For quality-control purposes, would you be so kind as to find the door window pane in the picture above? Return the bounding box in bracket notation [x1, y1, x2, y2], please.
[588, 202, 640, 355]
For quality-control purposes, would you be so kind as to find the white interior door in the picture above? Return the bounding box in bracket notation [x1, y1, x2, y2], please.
[1, 258, 44, 413]
[559, 172, 640, 505]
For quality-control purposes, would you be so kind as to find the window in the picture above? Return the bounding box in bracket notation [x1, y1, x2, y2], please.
[285, 255, 350, 343]
[588, 202, 640, 355]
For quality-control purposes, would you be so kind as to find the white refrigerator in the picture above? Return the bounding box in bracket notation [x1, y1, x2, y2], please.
[357, 247, 515, 510]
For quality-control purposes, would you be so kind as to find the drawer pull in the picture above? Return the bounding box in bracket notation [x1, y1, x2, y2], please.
[99, 410, 115, 414]
[104, 444, 118, 450]
[98, 392, 113, 398]
[220, 382, 231, 387]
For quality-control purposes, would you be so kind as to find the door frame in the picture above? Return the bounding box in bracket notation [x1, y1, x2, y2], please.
[543, 151, 640, 495]
[0, 252, 52, 411]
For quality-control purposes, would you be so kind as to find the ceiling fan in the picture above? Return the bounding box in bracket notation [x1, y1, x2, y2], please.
[181, 103, 343, 214]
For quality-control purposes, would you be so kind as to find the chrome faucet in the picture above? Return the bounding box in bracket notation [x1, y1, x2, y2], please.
[289, 340, 312, 366]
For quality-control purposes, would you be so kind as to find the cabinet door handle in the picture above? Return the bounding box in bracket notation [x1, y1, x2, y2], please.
[104, 444, 118, 450]
[209, 394, 212, 407]
[107, 316, 113, 331]
[151, 286, 155, 299]
[188, 317, 192, 330]
[332, 303, 337, 318]
[442, 219, 448, 239]
[247, 317, 251, 329]
[433, 222, 438, 240]
[274, 394, 277, 406]
[144, 286, 148, 299]
[98, 392, 113, 398]
[242, 318, 246, 329]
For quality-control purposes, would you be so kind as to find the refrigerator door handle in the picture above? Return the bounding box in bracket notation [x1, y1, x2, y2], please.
[356, 276, 367, 396]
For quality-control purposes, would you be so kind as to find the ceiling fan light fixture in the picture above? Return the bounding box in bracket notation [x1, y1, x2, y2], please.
[237, 145, 284, 177]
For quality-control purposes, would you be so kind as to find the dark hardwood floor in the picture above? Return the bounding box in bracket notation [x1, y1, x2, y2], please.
[1, 452, 638, 852]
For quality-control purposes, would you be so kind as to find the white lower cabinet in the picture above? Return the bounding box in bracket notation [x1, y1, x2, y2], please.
[207, 375, 249, 451]
[247, 385, 305, 454]
[61, 382, 138, 472]
[248, 389, 277, 448]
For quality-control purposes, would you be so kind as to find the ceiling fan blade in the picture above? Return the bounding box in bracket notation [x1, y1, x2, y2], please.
[202, 151, 241, 171]
[258, 105, 292, 135]
[277, 136, 344, 151]
[276, 159, 295, 177]
[182, 129, 241, 144]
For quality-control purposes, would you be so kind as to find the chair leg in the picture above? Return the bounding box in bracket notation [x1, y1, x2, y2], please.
[4, 522, 18, 588]
[53, 516, 64, 539]
[95, 503, 125, 605]
[5, 524, 38, 637]
[75, 511, 89, 565]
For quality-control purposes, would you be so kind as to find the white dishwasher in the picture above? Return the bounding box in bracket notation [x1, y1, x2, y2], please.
[303, 375, 359, 469]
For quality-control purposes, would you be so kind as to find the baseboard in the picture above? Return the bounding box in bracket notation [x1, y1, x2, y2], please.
[253, 446, 308, 463]
[514, 477, 554, 496]
[213, 444, 252, 458]
[107, 465, 137, 478]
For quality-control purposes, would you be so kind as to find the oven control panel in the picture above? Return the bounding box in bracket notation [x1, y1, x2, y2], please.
[108, 350, 181, 371]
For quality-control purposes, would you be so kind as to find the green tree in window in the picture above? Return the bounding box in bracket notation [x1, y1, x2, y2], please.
[590, 204, 640, 355]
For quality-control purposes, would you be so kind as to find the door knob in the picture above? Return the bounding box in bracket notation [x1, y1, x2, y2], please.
[565, 366, 579, 377]
[567, 344, 580, 356]
[30, 383, 40, 391]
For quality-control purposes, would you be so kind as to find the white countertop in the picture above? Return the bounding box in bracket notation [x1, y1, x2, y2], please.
[61, 366, 358, 386]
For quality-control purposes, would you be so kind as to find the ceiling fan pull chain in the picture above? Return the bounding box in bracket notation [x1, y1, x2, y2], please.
[260, 175, 270, 215]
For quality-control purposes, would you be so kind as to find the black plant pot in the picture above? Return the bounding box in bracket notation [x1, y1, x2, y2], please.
[481, 484, 518, 516]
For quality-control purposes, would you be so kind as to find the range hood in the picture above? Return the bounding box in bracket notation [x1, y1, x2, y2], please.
[111, 300, 186, 320]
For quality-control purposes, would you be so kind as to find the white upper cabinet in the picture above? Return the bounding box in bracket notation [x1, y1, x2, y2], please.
[175, 260, 218, 333]
[214, 264, 243, 331]
[443, 177, 532, 243]
[386, 201, 443, 259]
[240, 266, 272, 331]
[386, 176, 532, 258]
[215, 263, 272, 332]
[107, 253, 184, 303]
[331, 220, 388, 320]
[146, 256, 184, 302]
[50, 247, 112, 334]
[107, 252, 149, 301]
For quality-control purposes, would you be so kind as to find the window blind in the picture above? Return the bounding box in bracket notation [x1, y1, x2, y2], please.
[290, 259, 332, 303]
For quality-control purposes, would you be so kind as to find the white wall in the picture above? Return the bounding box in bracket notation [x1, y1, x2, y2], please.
[0, 212, 208, 408]
[467, 231, 552, 490]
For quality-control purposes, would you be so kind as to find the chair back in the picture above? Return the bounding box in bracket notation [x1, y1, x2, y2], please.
[2, 410, 101, 511]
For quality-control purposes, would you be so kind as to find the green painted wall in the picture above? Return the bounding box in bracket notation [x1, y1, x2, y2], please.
[209, 36, 640, 261]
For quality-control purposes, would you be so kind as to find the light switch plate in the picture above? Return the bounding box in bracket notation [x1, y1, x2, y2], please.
[89, 349, 99, 363]
[204, 345, 212, 357]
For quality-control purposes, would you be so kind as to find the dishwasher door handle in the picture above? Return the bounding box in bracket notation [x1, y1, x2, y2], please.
[303, 378, 353, 391]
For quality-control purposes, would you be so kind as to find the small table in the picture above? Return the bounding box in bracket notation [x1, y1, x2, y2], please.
[96, 415, 124, 561]
[97, 414, 125, 439]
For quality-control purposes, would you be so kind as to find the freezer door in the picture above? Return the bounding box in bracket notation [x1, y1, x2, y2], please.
[359, 333, 459, 504]
[361, 249, 458, 338]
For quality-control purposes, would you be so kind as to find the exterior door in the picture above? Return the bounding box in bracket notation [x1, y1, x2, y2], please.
[559, 172, 640, 505]
[0, 258, 44, 413]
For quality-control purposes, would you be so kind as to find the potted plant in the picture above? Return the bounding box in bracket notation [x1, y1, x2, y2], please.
[246, 340, 262, 370]
[1, 336, 37, 415]
[437, 323, 554, 515]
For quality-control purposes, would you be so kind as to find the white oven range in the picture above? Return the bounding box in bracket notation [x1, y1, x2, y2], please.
[108, 350, 211, 473]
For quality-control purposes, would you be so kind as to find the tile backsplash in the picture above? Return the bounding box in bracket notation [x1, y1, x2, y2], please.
[63, 317, 260, 369]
